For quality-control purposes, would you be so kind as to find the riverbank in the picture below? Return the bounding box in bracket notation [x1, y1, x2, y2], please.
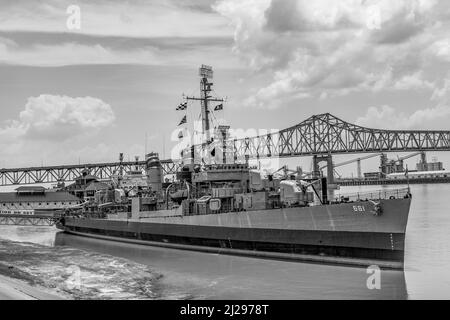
[0, 236, 166, 300]
[0, 274, 64, 300]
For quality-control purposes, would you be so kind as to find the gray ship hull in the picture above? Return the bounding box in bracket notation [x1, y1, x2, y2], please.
[59, 198, 411, 269]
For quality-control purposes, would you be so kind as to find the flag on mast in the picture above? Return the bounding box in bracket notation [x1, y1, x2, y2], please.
[178, 115, 187, 126]
[176, 102, 187, 111]
[214, 104, 223, 111]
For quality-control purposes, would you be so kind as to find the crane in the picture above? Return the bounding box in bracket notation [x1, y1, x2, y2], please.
[266, 165, 311, 180]
[320, 153, 381, 179]
[395, 151, 425, 162]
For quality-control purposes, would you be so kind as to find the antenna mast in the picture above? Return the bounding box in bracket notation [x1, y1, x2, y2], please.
[185, 65, 224, 145]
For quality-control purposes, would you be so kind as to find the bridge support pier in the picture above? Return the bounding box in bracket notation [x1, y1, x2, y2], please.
[313, 154, 334, 185]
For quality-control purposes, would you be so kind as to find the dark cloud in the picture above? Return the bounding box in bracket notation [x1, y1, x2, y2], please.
[0, 31, 233, 51]
[174, 0, 216, 13]
[215, 0, 447, 108]
[264, 0, 305, 32]
[369, 9, 427, 45]
[264, 0, 357, 33]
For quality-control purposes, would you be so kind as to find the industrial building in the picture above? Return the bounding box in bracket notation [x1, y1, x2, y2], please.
[416, 157, 444, 171]
[380, 153, 444, 175]
[0, 186, 81, 212]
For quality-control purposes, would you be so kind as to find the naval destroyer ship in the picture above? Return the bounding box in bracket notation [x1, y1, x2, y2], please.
[57, 66, 412, 270]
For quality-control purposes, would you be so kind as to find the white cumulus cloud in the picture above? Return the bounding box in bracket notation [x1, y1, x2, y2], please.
[356, 104, 450, 130]
[18, 94, 115, 141]
[0, 94, 116, 167]
[357, 70, 450, 130]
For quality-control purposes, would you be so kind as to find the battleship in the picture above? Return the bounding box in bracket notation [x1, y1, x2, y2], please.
[56, 65, 412, 270]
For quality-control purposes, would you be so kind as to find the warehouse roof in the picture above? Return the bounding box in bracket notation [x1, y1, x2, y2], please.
[15, 186, 46, 192]
[0, 190, 80, 203]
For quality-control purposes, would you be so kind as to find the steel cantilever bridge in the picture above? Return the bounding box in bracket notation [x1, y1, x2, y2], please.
[1, 113, 450, 186]
[230, 113, 450, 158]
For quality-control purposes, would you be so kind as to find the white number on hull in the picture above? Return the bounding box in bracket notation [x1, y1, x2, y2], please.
[352, 205, 366, 213]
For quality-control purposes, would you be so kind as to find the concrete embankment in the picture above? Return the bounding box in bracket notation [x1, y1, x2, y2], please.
[0, 274, 64, 300]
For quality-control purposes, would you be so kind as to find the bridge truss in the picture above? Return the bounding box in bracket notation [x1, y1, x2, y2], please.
[1, 113, 450, 186]
[0, 160, 180, 186]
[228, 113, 450, 160]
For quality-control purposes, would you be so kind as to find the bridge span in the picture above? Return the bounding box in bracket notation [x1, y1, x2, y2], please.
[0, 160, 179, 187]
[227, 113, 450, 159]
[1, 113, 450, 186]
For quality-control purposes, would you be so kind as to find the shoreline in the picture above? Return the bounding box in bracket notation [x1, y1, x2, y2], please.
[0, 274, 65, 300]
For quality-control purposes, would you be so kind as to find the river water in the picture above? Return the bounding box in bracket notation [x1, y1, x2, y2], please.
[0, 184, 449, 299]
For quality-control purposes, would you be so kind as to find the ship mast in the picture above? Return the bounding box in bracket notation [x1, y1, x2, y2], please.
[185, 65, 224, 146]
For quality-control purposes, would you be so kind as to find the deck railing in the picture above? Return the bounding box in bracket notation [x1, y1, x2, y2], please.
[333, 187, 411, 203]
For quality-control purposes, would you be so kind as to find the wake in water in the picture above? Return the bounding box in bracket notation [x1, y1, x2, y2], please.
[0, 239, 191, 300]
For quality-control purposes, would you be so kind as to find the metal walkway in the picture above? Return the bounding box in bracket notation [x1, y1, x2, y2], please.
[0, 215, 58, 226]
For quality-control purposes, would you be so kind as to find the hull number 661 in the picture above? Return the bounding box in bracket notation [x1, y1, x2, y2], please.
[353, 205, 366, 212]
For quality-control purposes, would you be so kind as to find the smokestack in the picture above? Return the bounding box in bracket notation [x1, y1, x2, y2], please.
[146, 152, 162, 193]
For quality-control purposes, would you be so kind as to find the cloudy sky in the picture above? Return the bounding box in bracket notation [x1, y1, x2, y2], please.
[1, 0, 450, 176]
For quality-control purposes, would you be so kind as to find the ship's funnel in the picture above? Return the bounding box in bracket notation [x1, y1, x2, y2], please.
[146, 152, 162, 192]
